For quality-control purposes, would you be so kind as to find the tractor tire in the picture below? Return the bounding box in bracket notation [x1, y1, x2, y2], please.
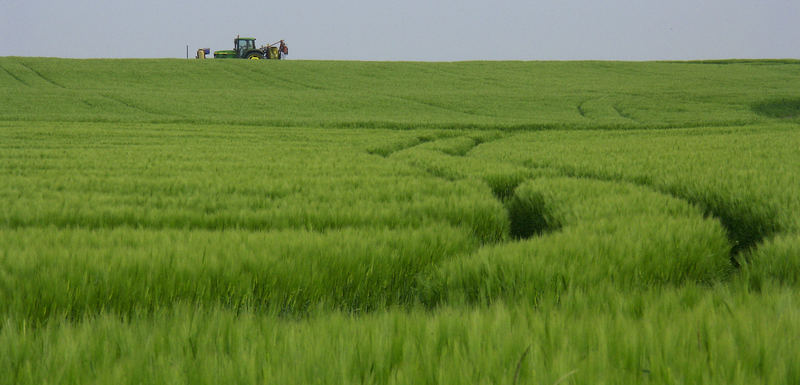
[247, 53, 262, 60]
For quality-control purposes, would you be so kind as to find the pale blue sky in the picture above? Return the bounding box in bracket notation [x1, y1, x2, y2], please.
[2, 0, 798, 60]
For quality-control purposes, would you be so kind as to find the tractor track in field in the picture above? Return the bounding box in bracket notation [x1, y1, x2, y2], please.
[16, 60, 67, 89]
[98, 93, 184, 119]
[234, 65, 327, 91]
[366, 136, 433, 158]
[455, 134, 506, 157]
[381, 134, 507, 180]
[612, 104, 639, 123]
[576, 96, 639, 123]
[408, 63, 526, 91]
[376, 132, 772, 264]
[577, 100, 588, 118]
[263, 74, 327, 91]
[523, 161, 778, 262]
[371, 131, 505, 159]
[0, 64, 30, 87]
[222, 63, 331, 91]
[386, 95, 499, 119]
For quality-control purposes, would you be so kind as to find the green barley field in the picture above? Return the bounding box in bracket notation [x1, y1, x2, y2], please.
[2, 57, 800, 384]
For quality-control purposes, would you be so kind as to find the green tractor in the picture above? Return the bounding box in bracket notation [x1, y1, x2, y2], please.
[212, 36, 287, 60]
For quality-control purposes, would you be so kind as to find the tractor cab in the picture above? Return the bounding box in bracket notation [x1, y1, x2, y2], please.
[235, 38, 256, 57]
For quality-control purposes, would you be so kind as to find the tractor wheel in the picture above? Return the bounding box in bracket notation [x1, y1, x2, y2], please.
[247, 53, 262, 60]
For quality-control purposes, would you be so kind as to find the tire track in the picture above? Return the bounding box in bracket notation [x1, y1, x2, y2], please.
[376, 134, 510, 183]
[226, 64, 319, 90]
[377, 131, 768, 265]
[236, 65, 328, 91]
[524, 161, 778, 262]
[366, 136, 435, 158]
[99, 93, 185, 119]
[459, 133, 506, 157]
[386, 95, 498, 119]
[17, 60, 67, 89]
[613, 104, 639, 123]
[577, 100, 588, 118]
[0, 63, 30, 87]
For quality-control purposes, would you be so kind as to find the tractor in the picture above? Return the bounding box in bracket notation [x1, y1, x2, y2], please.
[210, 36, 287, 60]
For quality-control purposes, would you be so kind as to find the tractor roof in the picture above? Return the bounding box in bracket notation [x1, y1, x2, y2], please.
[237, 37, 256, 40]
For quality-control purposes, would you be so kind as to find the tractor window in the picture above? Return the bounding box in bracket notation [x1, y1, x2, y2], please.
[236, 39, 255, 52]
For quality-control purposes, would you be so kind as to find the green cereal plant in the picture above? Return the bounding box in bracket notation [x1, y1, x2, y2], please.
[1, 57, 800, 384]
[0, 227, 476, 322]
[3, 291, 800, 385]
[426, 178, 732, 305]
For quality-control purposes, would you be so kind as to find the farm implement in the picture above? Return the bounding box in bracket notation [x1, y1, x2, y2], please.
[196, 36, 288, 60]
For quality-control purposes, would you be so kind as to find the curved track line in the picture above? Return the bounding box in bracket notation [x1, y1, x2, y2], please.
[376, 132, 761, 265]
[524, 161, 776, 261]
[612, 104, 638, 122]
